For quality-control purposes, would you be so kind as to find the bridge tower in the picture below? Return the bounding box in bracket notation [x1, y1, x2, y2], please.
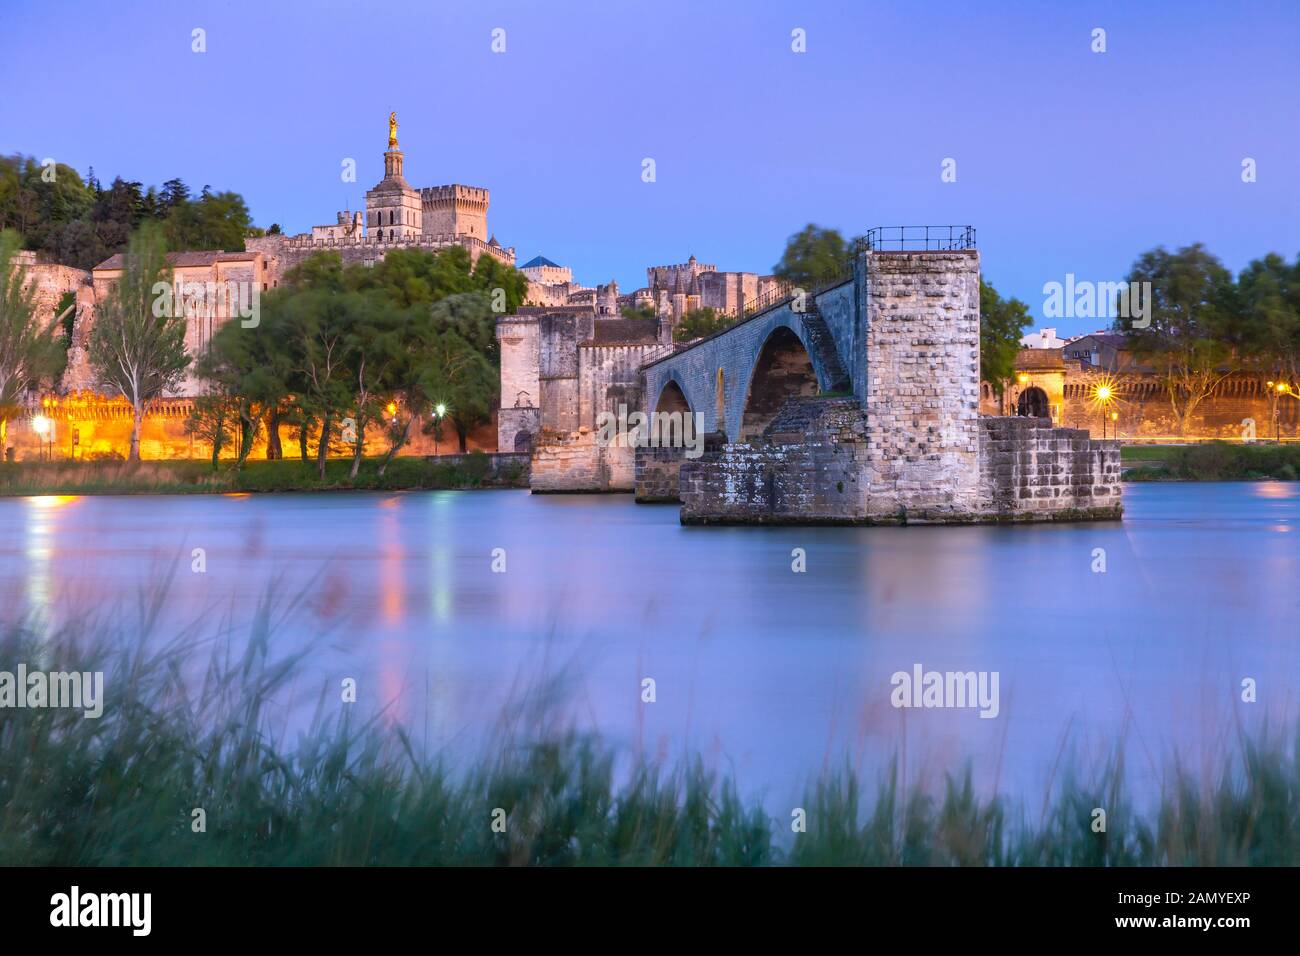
[859, 249, 983, 517]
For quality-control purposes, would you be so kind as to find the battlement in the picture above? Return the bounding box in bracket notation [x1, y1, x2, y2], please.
[249, 231, 515, 271]
[421, 184, 490, 204]
[646, 259, 717, 274]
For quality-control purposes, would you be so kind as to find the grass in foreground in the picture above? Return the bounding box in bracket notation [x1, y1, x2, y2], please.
[1122, 441, 1300, 481]
[0, 452, 525, 497]
[1, 598, 1297, 866]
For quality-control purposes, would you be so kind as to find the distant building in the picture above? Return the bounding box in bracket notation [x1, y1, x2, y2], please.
[1062, 332, 1133, 370]
[1020, 327, 1067, 350]
[246, 115, 515, 282]
[519, 255, 572, 286]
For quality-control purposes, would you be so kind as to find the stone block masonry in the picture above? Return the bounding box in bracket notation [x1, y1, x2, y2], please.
[861, 252, 982, 520]
[977, 417, 1121, 521]
[530, 428, 635, 493]
[673, 247, 1122, 525]
[679, 401, 1121, 525]
[680, 398, 871, 523]
[635, 441, 695, 503]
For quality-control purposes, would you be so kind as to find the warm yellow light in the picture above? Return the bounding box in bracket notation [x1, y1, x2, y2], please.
[1278, 382, 1289, 393]
[1017, 373, 1029, 385]
[1111, 412, 1118, 420]
[1096, 385, 1112, 401]
[386, 402, 397, 416]
[27, 495, 77, 508]
[31, 415, 51, 437]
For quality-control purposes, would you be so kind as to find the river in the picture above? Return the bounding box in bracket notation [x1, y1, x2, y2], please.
[2, 482, 1297, 811]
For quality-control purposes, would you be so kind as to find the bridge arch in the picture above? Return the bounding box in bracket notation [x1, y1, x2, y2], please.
[654, 376, 693, 415]
[740, 325, 820, 440]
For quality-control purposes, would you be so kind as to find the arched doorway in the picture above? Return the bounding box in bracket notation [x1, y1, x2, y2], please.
[740, 326, 818, 440]
[1016, 386, 1050, 418]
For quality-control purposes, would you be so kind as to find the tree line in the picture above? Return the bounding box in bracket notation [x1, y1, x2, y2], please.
[0, 154, 260, 271]
[1118, 244, 1300, 435]
[0, 223, 525, 467]
[189, 242, 525, 476]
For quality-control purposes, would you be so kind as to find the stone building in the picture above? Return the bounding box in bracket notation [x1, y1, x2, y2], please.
[245, 116, 515, 283]
[643, 254, 782, 329]
[495, 299, 672, 488]
[3, 116, 515, 463]
[984, 330, 1300, 441]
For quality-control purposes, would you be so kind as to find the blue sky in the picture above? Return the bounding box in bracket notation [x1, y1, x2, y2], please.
[2, 0, 1297, 336]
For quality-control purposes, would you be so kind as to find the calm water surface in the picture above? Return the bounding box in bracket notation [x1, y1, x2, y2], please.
[2, 483, 1297, 809]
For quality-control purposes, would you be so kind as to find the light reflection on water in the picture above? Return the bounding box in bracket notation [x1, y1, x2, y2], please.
[1, 483, 1297, 810]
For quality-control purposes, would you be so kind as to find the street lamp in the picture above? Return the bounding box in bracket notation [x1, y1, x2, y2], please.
[32, 415, 52, 461]
[1110, 410, 1119, 441]
[1279, 383, 1290, 442]
[432, 403, 447, 456]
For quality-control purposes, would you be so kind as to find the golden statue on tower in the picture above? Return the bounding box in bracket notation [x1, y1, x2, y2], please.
[388, 111, 399, 150]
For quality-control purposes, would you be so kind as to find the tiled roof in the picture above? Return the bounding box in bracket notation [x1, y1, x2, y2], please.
[586, 318, 659, 345]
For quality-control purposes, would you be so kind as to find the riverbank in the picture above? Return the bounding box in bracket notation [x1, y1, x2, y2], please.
[2, 606, 1296, 866]
[0, 452, 529, 496]
[1122, 441, 1300, 481]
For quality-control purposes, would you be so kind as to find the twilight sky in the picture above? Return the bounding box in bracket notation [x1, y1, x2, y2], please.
[2, 0, 1297, 337]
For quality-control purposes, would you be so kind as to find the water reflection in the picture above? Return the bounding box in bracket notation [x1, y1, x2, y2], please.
[0, 483, 1296, 810]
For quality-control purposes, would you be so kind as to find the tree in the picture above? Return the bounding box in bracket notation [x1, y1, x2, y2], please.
[1119, 244, 1239, 436]
[0, 154, 260, 270]
[620, 304, 657, 321]
[342, 296, 405, 478]
[1237, 252, 1300, 430]
[184, 391, 239, 470]
[424, 325, 496, 453]
[979, 280, 1031, 395]
[773, 224, 854, 287]
[0, 229, 62, 452]
[471, 251, 529, 315]
[275, 286, 355, 478]
[673, 306, 733, 343]
[87, 224, 191, 461]
[414, 293, 501, 453]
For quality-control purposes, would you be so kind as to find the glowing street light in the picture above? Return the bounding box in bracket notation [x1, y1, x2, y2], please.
[432, 403, 447, 456]
[31, 415, 52, 462]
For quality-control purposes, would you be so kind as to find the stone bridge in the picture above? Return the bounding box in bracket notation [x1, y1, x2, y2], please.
[634, 243, 1123, 524]
[642, 275, 858, 443]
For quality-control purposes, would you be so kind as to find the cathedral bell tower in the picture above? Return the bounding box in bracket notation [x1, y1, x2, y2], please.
[365, 112, 422, 241]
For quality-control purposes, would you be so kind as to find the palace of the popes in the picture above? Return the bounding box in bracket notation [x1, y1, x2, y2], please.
[12, 117, 1294, 523]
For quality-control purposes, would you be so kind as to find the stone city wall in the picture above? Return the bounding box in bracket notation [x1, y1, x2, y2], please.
[530, 427, 634, 493]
